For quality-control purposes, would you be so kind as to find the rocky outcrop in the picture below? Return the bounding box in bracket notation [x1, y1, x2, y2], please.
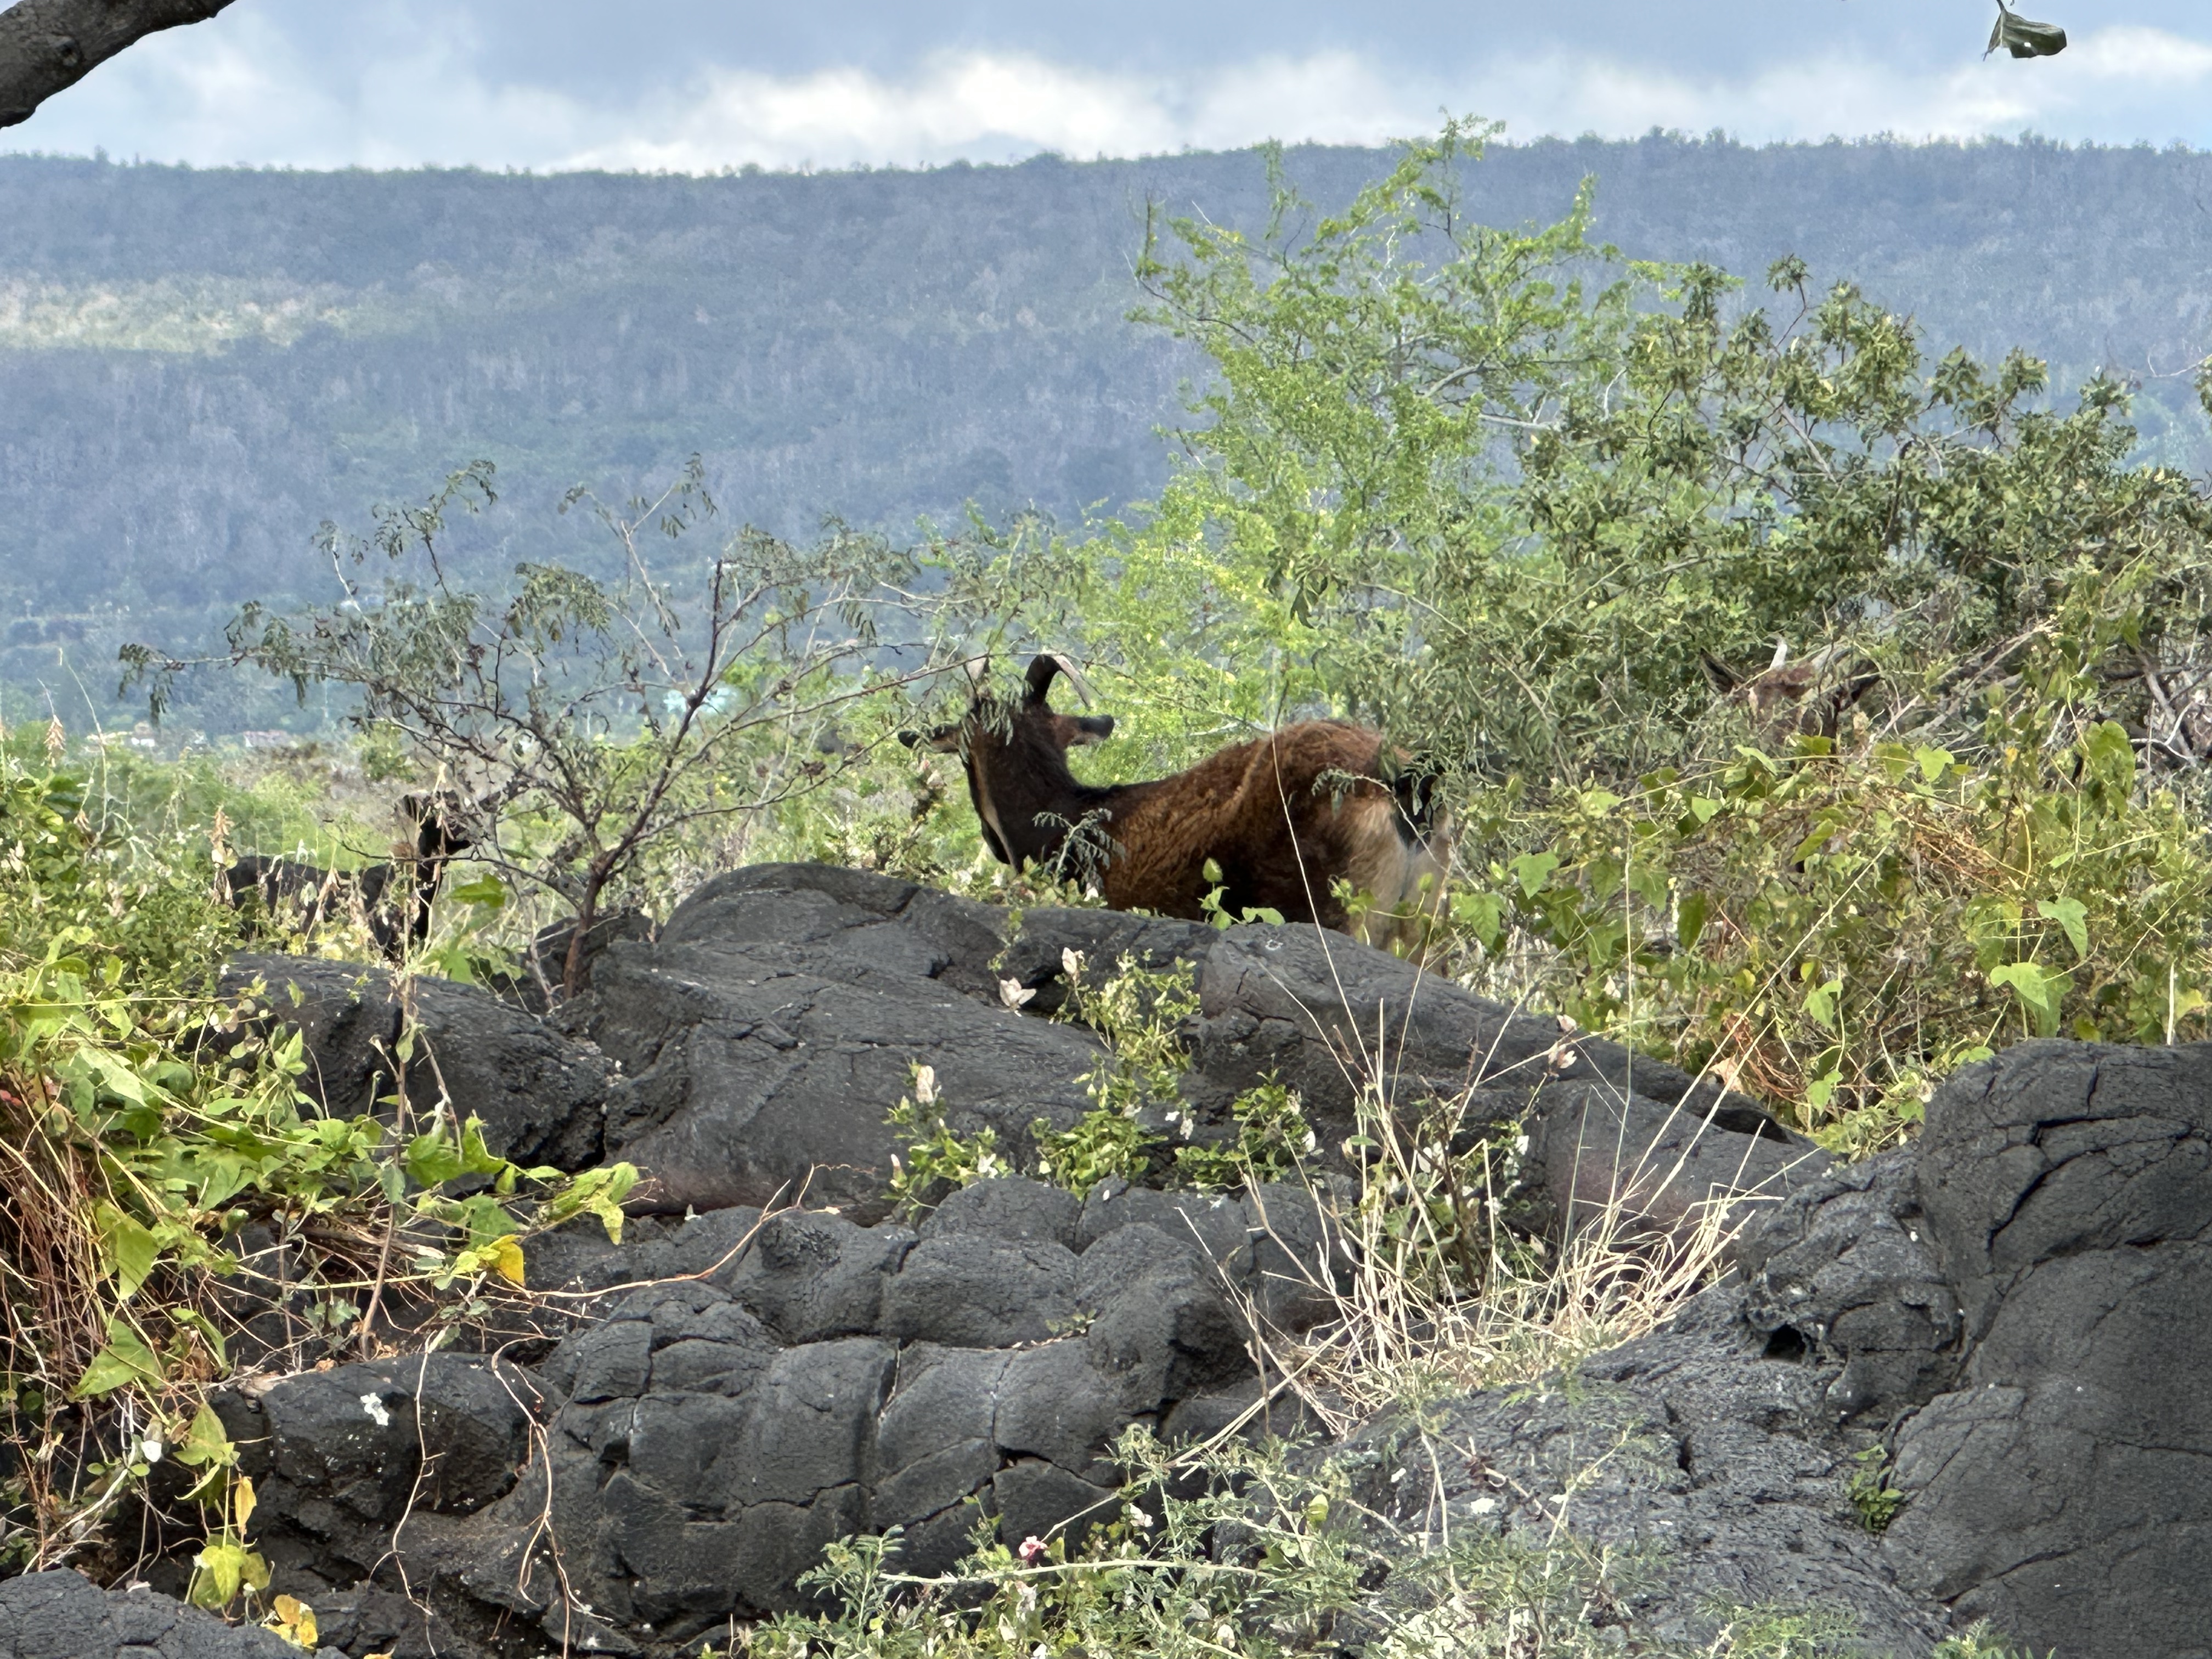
[570, 865, 1827, 1237]
[577, 866, 1105, 1218]
[230, 864, 1825, 1245]
[224, 955, 613, 1172]
[1348, 1286, 1953, 1654]
[222, 1177, 1335, 1656]
[134, 868, 2212, 1659]
[0, 1570, 341, 1658]
[1880, 1042, 2212, 1655]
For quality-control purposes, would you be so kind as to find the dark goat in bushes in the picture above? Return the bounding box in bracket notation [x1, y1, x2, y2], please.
[906, 654, 1449, 947]
[1701, 641, 1880, 742]
[223, 793, 473, 958]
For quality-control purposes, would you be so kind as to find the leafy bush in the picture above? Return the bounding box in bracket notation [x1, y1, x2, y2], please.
[0, 746, 634, 1593]
[1449, 704, 2212, 1149]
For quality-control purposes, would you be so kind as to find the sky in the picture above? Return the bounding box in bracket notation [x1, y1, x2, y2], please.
[8, 1, 2212, 171]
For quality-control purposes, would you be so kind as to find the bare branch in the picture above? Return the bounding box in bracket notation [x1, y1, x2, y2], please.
[0, 0, 238, 128]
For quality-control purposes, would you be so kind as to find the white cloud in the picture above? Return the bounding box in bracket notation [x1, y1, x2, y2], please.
[13, 20, 2212, 174]
[2071, 25, 2212, 86]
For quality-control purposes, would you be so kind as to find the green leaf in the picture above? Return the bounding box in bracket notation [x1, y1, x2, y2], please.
[193, 1153, 253, 1212]
[191, 1542, 249, 1609]
[1677, 890, 1711, 951]
[2080, 720, 2136, 787]
[73, 1318, 165, 1398]
[450, 873, 508, 909]
[1913, 746, 1954, 783]
[1510, 851, 1559, 899]
[404, 1130, 466, 1189]
[174, 1402, 236, 1471]
[2035, 896, 2090, 960]
[1802, 975, 1843, 1034]
[94, 1201, 159, 1299]
[458, 1117, 508, 1176]
[1452, 889, 1507, 952]
[1990, 961, 2066, 1038]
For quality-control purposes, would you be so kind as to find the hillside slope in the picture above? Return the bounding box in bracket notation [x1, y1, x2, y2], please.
[3, 134, 2210, 727]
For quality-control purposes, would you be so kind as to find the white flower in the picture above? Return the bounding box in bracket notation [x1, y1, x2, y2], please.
[360, 1393, 392, 1427]
[1000, 978, 1037, 1009]
[1061, 947, 1085, 979]
[912, 1063, 939, 1105]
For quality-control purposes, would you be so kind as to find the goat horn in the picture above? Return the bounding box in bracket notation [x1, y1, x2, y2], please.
[962, 655, 990, 688]
[1038, 652, 1096, 708]
[1769, 637, 1790, 672]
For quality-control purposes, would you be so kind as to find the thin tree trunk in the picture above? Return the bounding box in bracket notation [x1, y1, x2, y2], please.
[562, 870, 608, 1001]
[0, 0, 238, 128]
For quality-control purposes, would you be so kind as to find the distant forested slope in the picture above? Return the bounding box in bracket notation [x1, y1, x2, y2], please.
[4, 134, 2211, 729]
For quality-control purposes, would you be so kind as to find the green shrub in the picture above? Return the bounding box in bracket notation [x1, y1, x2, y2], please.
[0, 747, 635, 1591]
[1447, 702, 2212, 1150]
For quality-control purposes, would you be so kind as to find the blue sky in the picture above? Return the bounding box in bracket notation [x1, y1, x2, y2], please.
[9, 1, 2212, 169]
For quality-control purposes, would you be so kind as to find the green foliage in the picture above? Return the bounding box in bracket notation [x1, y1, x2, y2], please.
[1846, 1446, 1906, 1534]
[1028, 949, 1198, 1194]
[1448, 706, 2212, 1149]
[884, 1063, 1008, 1217]
[900, 127, 2212, 1148]
[0, 743, 635, 1576]
[885, 955, 1321, 1206]
[735, 1426, 1899, 1659]
[1174, 1075, 1315, 1189]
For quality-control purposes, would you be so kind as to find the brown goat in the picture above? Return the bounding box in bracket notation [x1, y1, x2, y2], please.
[223, 793, 473, 958]
[1700, 641, 1879, 741]
[906, 656, 1450, 947]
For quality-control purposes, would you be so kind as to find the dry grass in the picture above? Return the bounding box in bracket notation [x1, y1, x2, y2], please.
[1183, 933, 1751, 1436]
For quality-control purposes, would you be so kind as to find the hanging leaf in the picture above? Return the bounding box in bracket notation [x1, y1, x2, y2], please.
[1990, 961, 2066, 1037]
[2035, 896, 2091, 960]
[72, 1317, 165, 1398]
[403, 1128, 465, 1189]
[1988, 3, 2067, 60]
[174, 1402, 236, 1470]
[93, 1201, 159, 1299]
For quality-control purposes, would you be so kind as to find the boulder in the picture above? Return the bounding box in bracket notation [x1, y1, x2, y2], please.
[0, 1571, 341, 1658]
[1737, 1148, 1960, 1427]
[223, 955, 612, 1171]
[1882, 1041, 2212, 1654]
[1186, 924, 1826, 1246]
[213, 1355, 543, 1596]
[1522, 1078, 1833, 1251]
[575, 865, 1107, 1218]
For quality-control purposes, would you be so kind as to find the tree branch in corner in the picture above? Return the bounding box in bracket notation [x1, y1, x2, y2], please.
[0, 0, 238, 129]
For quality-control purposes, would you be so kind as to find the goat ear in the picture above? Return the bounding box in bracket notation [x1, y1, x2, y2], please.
[906, 724, 964, 754]
[1698, 651, 1740, 695]
[1068, 715, 1115, 746]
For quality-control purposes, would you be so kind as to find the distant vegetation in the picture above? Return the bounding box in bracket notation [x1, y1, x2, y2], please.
[6, 129, 2212, 730]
